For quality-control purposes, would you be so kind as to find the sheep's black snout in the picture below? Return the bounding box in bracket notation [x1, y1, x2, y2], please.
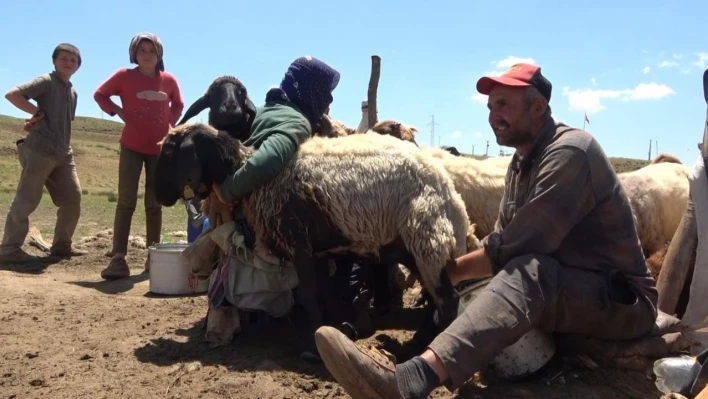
[226, 103, 238, 111]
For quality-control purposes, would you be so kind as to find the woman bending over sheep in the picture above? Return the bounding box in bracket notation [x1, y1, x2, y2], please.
[211, 55, 340, 204]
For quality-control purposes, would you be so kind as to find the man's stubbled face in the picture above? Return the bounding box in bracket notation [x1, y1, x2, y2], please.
[487, 85, 536, 149]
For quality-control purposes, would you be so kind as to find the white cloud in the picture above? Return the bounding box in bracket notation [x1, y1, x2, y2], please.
[591, 77, 598, 85]
[482, 56, 537, 77]
[642, 66, 650, 74]
[658, 61, 679, 68]
[693, 52, 708, 69]
[623, 83, 675, 100]
[471, 93, 488, 105]
[673, 53, 683, 60]
[475, 131, 483, 138]
[562, 83, 675, 115]
[450, 131, 462, 139]
[496, 56, 536, 69]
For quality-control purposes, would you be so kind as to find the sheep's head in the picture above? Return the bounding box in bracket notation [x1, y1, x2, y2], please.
[313, 114, 355, 138]
[441, 145, 462, 156]
[370, 119, 419, 146]
[154, 123, 252, 207]
[177, 76, 257, 140]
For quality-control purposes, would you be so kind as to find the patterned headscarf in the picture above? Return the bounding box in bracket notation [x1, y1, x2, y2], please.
[265, 56, 340, 124]
[129, 32, 164, 71]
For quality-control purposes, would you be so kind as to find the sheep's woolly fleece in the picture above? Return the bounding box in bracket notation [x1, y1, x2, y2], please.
[618, 161, 691, 256]
[419, 146, 510, 239]
[242, 131, 471, 295]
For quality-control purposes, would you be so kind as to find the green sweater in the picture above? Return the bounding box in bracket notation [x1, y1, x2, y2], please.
[219, 101, 312, 201]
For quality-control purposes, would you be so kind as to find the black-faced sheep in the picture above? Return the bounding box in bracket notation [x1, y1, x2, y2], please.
[177, 76, 257, 141]
[155, 123, 471, 357]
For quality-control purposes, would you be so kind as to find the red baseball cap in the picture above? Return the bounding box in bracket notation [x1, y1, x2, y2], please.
[476, 63, 552, 102]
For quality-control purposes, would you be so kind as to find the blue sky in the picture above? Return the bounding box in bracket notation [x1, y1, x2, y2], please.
[1, 0, 706, 164]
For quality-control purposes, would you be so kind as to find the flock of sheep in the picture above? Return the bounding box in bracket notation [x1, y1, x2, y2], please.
[152, 75, 691, 360]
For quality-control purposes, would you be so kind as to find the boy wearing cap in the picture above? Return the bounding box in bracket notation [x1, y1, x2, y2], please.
[313, 63, 659, 399]
[0, 43, 86, 264]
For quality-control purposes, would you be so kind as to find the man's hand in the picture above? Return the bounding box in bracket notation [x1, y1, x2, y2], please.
[446, 248, 494, 286]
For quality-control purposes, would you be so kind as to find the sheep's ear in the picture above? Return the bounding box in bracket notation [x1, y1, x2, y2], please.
[158, 132, 180, 155]
[244, 96, 257, 123]
[179, 94, 210, 125]
[177, 135, 202, 199]
[410, 126, 419, 135]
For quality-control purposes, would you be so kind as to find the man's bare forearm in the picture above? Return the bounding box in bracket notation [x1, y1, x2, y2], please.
[446, 247, 494, 285]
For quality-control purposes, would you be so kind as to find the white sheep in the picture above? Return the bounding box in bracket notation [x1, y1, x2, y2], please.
[419, 146, 509, 239]
[155, 123, 474, 358]
[618, 160, 690, 257]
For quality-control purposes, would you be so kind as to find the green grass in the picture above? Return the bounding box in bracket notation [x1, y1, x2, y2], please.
[0, 114, 187, 242]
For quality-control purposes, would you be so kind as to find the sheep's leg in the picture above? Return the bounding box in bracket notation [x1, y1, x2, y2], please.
[376, 238, 458, 348]
[293, 250, 324, 362]
[371, 261, 393, 315]
[319, 257, 372, 340]
[387, 263, 405, 312]
[411, 268, 458, 349]
[397, 242, 459, 348]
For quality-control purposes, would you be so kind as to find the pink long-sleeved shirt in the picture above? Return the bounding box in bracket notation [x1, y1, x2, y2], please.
[94, 67, 184, 155]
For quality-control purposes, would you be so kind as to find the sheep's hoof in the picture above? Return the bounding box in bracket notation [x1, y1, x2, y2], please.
[300, 350, 322, 363]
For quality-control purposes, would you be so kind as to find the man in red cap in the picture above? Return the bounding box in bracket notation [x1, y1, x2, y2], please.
[313, 63, 659, 399]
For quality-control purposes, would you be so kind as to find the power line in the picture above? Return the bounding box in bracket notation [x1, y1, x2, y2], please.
[427, 115, 439, 146]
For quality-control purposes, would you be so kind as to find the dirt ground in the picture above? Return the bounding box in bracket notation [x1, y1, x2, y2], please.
[0, 231, 668, 399]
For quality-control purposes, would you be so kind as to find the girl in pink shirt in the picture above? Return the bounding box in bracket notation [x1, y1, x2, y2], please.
[94, 32, 184, 280]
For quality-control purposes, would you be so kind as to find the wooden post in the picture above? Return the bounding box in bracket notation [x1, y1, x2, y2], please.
[657, 196, 698, 316]
[367, 55, 381, 129]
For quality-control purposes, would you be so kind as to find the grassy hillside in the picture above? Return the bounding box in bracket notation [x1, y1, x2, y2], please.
[0, 113, 651, 241]
[0, 114, 187, 241]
